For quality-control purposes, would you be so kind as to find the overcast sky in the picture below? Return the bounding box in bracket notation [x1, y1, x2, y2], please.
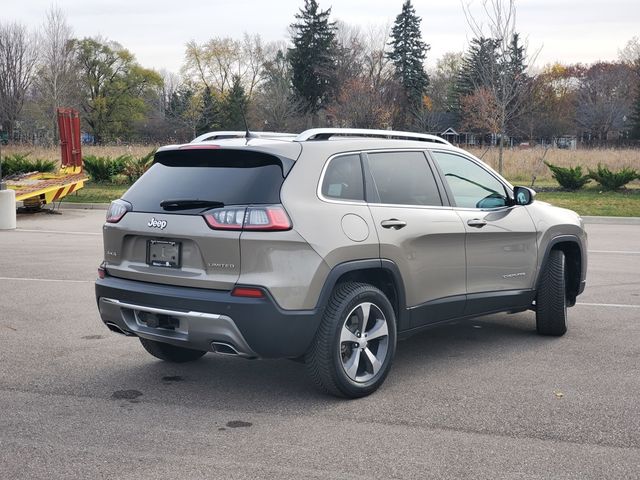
[4, 0, 640, 73]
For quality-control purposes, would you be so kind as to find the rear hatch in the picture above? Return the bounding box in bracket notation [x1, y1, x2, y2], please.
[102, 146, 294, 290]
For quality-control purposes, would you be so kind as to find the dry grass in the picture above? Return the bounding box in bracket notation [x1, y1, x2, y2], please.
[465, 147, 640, 182]
[3, 143, 640, 183]
[1, 144, 159, 167]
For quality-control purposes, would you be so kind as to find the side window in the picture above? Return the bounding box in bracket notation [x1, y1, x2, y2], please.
[321, 154, 364, 201]
[367, 151, 442, 206]
[431, 151, 508, 209]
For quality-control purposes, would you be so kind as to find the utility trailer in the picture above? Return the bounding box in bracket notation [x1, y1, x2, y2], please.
[4, 108, 87, 209]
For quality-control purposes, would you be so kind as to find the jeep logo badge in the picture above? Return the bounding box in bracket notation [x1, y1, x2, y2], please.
[148, 217, 167, 229]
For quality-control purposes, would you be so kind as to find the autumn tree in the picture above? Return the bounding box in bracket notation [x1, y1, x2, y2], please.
[387, 0, 430, 128]
[518, 63, 578, 141]
[183, 35, 264, 99]
[428, 51, 463, 113]
[288, 0, 337, 113]
[73, 38, 162, 143]
[460, 87, 500, 135]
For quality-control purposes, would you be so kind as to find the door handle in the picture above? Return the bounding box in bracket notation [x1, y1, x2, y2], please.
[467, 218, 487, 228]
[381, 219, 407, 230]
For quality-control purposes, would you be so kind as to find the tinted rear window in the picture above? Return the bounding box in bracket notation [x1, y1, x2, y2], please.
[122, 149, 285, 213]
[367, 151, 442, 206]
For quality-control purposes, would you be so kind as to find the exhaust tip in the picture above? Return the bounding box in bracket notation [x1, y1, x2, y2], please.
[105, 322, 134, 336]
[211, 341, 241, 356]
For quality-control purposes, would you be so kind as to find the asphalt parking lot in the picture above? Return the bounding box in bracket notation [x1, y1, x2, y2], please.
[1, 209, 639, 479]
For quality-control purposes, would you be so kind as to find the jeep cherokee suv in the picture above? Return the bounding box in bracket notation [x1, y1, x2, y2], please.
[95, 128, 587, 398]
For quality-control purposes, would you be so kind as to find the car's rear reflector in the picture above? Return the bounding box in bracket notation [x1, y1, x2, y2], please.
[231, 287, 264, 298]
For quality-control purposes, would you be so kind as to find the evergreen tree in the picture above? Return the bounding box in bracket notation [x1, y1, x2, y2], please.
[455, 37, 499, 102]
[167, 85, 194, 121]
[506, 33, 526, 80]
[387, 0, 430, 123]
[288, 0, 337, 113]
[222, 75, 249, 130]
[196, 86, 220, 135]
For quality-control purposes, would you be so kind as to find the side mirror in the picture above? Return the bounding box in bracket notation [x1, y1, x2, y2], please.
[513, 186, 535, 206]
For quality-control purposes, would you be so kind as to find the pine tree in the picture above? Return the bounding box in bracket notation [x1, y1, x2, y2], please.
[288, 0, 337, 113]
[222, 75, 249, 130]
[506, 33, 526, 80]
[387, 0, 430, 124]
[455, 37, 499, 102]
[196, 86, 220, 135]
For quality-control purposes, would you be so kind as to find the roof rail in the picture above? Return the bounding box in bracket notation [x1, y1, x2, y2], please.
[294, 128, 451, 145]
[191, 131, 297, 143]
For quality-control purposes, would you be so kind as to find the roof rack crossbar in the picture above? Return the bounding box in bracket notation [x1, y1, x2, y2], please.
[191, 131, 297, 143]
[294, 128, 451, 145]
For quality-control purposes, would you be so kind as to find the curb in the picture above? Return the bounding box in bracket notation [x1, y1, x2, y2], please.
[57, 202, 109, 211]
[581, 216, 640, 225]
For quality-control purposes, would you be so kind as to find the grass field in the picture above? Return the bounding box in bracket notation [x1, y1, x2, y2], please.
[6, 143, 638, 216]
[4, 144, 640, 182]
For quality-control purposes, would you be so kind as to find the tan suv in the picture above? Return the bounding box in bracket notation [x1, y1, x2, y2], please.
[95, 128, 587, 398]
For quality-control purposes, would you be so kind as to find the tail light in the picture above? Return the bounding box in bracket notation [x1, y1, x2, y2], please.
[203, 205, 291, 231]
[98, 262, 107, 279]
[106, 199, 132, 223]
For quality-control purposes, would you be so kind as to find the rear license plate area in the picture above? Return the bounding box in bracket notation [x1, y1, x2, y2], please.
[147, 240, 181, 268]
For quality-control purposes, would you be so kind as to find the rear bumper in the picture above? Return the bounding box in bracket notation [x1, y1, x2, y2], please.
[95, 276, 322, 358]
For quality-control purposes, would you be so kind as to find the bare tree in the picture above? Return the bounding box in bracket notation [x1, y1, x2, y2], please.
[0, 21, 39, 138]
[254, 47, 304, 131]
[36, 6, 77, 141]
[461, 0, 537, 173]
[576, 62, 635, 142]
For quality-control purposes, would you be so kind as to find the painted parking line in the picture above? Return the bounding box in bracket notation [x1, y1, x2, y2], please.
[14, 228, 101, 236]
[0, 277, 93, 284]
[588, 250, 640, 255]
[576, 302, 640, 309]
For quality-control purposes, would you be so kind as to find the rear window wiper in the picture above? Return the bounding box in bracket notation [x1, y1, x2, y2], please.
[160, 199, 225, 211]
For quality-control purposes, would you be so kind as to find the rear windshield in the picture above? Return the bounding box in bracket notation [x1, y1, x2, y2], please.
[122, 149, 286, 213]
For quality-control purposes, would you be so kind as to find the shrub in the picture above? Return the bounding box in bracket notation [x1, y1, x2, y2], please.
[1, 153, 56, 178]
[544, 162, 591, 190]
[123, 149, 156, 183]
[83, 154, 132, 183]
[588, 164, 638, 191]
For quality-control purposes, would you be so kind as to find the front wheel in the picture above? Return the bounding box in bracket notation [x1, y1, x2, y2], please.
[139, 338, 207, 363]
[536, 249, 568, 336]
[306, 282, 397, 398]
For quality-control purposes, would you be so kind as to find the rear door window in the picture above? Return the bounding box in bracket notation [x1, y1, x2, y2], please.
[122, 149, 286, 213]
[367, 151, 442, 206]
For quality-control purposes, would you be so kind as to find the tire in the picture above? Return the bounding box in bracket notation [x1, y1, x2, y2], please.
[305, 282, 397, 398]
[536, 249, 568, 336]
[139, 338, 207, 363]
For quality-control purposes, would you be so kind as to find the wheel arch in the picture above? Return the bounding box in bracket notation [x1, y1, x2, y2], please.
[537, 235, 584, 307]
[314, 259, 409, 330]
